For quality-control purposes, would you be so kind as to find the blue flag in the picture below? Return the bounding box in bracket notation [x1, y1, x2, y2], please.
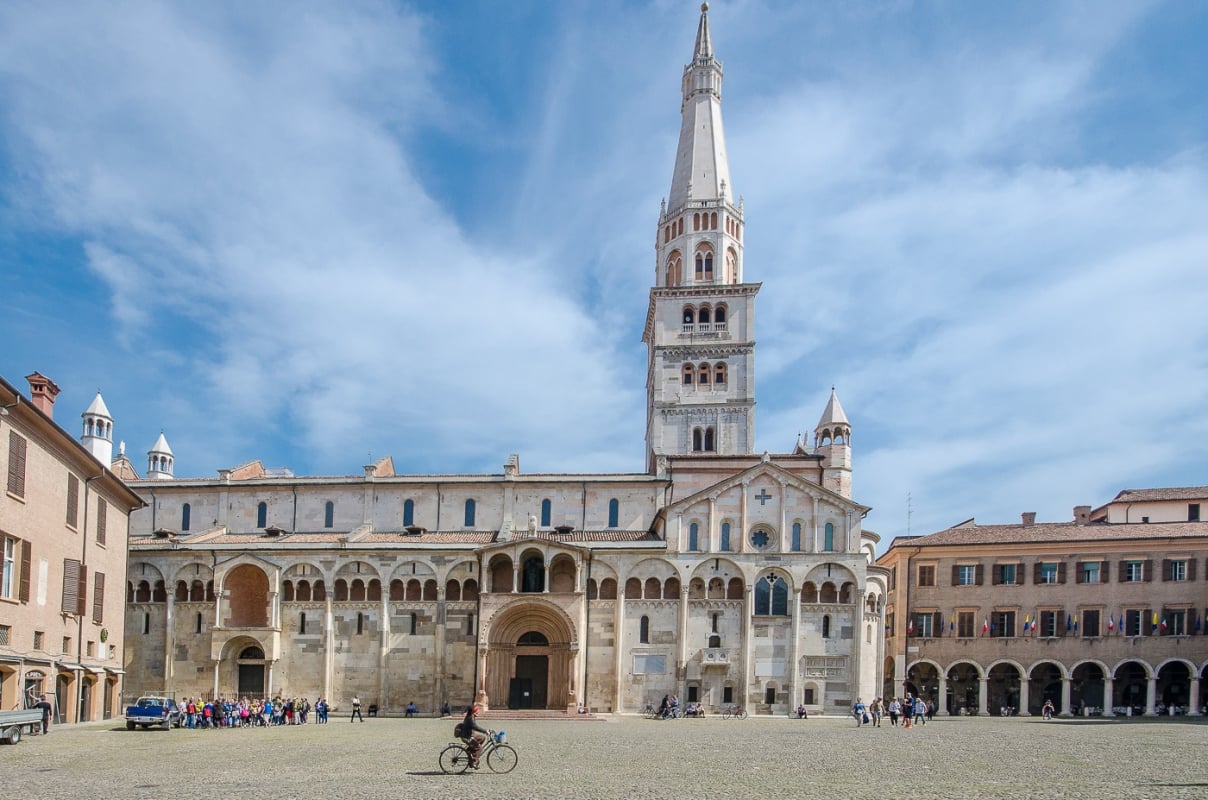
[1066, 614, 1072, 632]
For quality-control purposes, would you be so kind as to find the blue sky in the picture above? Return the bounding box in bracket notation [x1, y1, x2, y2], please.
[2, 1, 1206, 550]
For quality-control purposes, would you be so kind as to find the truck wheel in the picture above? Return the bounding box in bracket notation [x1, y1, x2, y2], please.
[126, 721, 135, 731]
[5, 726, 20, 745]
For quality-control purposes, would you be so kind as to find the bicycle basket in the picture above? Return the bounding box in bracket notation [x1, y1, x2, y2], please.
[494, 730, 506, 743]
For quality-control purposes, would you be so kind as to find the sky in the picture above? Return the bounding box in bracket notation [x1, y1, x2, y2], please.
[1, 1, 1206, 552]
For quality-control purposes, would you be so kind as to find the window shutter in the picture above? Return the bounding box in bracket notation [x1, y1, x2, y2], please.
[19, 539, 31, 603]
[96, 500, 107, 545]
[93, 572, 105, 624]
[1144, 608, 1152, 635]
[1189, 559, 1198, 582]
[951, 565, 959, 586]
[67, 474, 79, 527]
[1057, 562, 1067, 584]
[7, 432, 26, 498]
[1118, 560, 1127, 582]
[992, 566, 1001, 586]
[1162, 559, 1171, 582]
[1033, 563, 1043, 585]
[62, 559, 80, 614]
[933, 611, 943, 637]
[975, 564, 985, 586]
[78, 563, 88, 616]
[1017, 563, 1026, 585]
[1143, 560, 1153, 583]
[1076, 564, 1085, 584]
[1100, 560, 1110, 583]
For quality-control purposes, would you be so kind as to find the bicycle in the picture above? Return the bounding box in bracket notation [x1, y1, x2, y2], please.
[721, 705, 748, 720]
[642, 702, 659, 719]
[439, 729, 518, 774]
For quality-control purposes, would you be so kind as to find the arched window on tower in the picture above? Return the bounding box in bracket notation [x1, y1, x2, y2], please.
[698, 364, 710, 385]
[714, 363, 727, 385]
[693, 213, 700, 231]
[540, 499, 552, 527]
[822, 615, 831, 638]
[695, 246, 714, 281]
[704, 426, 716, 452]
[682, 364, 694, 386]
[683, 306, 696, 325]
[755, 574, 790, 616]
[403, 498, 414, 527]
[464, 499, 476, 527]
[692, 428, 703, 452]
[256, 502, 267, 528]
[181, 503, 190, 532]
[698, 306, 711, 325]
[324, 501, 334, 529]
[608, 499, 619, 528]
[640, 615, 650, 644]
[715, 304, 727, 325]
[824, 522, 834, 551]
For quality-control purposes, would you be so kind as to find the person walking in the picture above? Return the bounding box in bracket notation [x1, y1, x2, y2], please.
[852, 697, 867, 727]
[32, 693, 53, 734]
[888, 697, 901, 727]
[350, 695, 364, 723]
[913, 696, 927, 726]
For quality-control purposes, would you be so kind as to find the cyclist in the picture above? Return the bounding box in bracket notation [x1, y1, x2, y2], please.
[459, 704, 489, 768]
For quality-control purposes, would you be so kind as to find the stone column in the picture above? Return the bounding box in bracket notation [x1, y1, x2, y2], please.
[738, 486, 749, 553]
[1018, 679, 1030, 717]
[741, 584, 754, 707]
[1188, 677, 1200, 717]
[1102, 675, 1115, 716]
[613, 593, 626, 712]
[937, 673, 950, 715]
[164, 591, 175, 685]
[678, 587, 690, 699]
[1144, 676, 1158, 716]
[812, 497, 821, 551]
[788, 586, 802, 707]
[977, 676, 988, 716]
[380, 591, 392, 715]
[1059, 677, 1072, 717]
[324, 593, 334, 705]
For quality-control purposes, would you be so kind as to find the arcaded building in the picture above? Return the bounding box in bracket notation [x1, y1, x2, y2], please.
[878, 489, 1208, 716]
[0, 373, 144, 723]
[117, 7, 886, 716]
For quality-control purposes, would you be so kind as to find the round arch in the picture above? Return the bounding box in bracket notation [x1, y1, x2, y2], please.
[484, 600, 577, 711]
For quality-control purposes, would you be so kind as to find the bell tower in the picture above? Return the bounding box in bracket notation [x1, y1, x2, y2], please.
[644, 3, 758, 473]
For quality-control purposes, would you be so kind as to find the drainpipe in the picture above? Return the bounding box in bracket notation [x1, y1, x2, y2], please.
[77, 471, 105, 723]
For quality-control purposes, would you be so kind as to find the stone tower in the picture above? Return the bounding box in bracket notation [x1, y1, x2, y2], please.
[644, 2, 758, 473]
[814, 388, 852, 498]
[81, 391, 114, 466]
[147, 431, 174, 480]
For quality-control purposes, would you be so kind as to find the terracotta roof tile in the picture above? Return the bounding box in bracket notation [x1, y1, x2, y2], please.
[1112, 486, 1208, 503]
[898, 520, 1208, 549]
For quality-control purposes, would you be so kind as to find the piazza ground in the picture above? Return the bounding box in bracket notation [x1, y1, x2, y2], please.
[3, 714, 1207, 799]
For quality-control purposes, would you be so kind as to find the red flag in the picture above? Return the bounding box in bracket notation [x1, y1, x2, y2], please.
[983, 618, 989, 634]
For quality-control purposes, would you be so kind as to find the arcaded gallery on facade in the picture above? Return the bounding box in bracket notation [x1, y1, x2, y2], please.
[116, 8, 886, 716]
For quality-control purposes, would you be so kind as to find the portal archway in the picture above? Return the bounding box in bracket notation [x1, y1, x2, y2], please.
[484, 602, 575, 711]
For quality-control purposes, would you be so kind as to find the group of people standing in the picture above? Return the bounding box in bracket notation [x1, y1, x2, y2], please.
[853, 695, 935, 727]
[180, 696, 330, 727]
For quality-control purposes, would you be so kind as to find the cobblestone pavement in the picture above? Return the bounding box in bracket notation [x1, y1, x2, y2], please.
[3, 714, 1207, 800]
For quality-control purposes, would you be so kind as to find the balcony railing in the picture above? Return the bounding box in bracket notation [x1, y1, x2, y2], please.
[680, 323, 729, 335]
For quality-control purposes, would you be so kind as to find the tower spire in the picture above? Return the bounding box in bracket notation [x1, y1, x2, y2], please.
[694, 3, 713, 60]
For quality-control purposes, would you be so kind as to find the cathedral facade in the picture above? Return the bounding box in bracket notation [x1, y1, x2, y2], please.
[119, 7, 887, 715]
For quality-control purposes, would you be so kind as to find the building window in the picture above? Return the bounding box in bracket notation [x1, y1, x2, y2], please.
[33, 631, 44, 650]
[1123, 560, 1144, 582]
[96, 501, 107, 545]
[1039, 609, 1060, 638]
[823, 523, 834, 551]
[300, 612, 307, 635]
[0, 625, 9, 645]
[688, 523, 699, 551]
[719, 522, 731, 551]
[791, 522, 802, 552]
[464, 499, 476, 527]
[991, 610, 1015, 638]
[66, 474, 79, 528]
[1039, 563, 1058, 585]
[755, 575, 789, 616]
[913, 613, 934, 638]
[822, 615, 831, 638]
[1190, 504, 1201, 522]
[996, 563, 1017, 585]
[1166, 559, 1188, 582]
[608, 499, 619, 528]
[403, 499, 415, 527]
[1124, 609, 1144, 637]
[92, 572, 105, 624]
[256, 502, 267, 528]
[639, 615, 650, 644]
[917, 565, 935, 587]
[181, 503, 191, 532]
[62, 558, 85, 615]
[541, 499, 552, 527]
[143, 613, 151, 635]
[683, 365, 695, 386]
[749, 529, 770, 550]
[324, 501, 334, 529]
[1079, 562, 1100, 584]
[195, 612, 203, 633]
[6, 432, 27, 498]
[956, 565, 977, 586]
[957, 611, 975, 638]
[1082, 609, 1101, 637]
[1, 535, 17, 600]
[409, 613, 418, 635]
[1166, 609, 1187, 636]
[356, 612, 364, 635]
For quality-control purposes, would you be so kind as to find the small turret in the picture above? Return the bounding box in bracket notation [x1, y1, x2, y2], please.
[147, 431, 175, 480]
[81, 391, 114, 466]
[814, 388, 852, 497]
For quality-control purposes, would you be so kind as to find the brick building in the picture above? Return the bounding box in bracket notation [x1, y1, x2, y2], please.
[0, 373, 144, 723]
[878, 489, 1208, 716]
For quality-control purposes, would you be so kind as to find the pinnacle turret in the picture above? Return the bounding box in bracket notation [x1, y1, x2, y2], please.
[81, 390, 114, 466]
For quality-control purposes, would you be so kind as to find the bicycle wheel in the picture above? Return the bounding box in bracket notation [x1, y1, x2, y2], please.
[738, 709, 749, 720]
[486, 743, 518, 773]
[722, 708, 732, 720]
[439, 744, 470, 774]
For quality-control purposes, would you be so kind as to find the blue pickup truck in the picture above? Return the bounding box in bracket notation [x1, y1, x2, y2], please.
[124, 696, 182, 730]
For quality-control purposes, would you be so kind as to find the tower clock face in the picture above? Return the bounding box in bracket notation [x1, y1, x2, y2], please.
[749, 530, 769, 548]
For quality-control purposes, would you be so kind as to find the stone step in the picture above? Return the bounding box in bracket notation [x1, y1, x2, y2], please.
[478, 709, 603, 721]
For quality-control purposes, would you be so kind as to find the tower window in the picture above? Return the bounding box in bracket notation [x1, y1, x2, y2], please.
[324, 501, 334, 529]
[698, 307, 711, 324]
[403, 499, 414, 527]
[540, 499, 552, 527]
[608, 499, 619, 528]
[640, 615, 650, 644]
[692, 428, 703, 452]
[683, 306, 695, 325]
[704, 426, 715, 452]
[256, 502, 267, 529]
[715, 364, 727, 385]
[464, 499, 476, 527]
[682, 365, 694, 386]
[714, 305, 726, 324]
[698, 364, 710, 385]
[181, 503, 191, 532]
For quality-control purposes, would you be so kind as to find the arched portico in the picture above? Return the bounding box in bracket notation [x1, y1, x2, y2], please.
[481, 600, 577, 712]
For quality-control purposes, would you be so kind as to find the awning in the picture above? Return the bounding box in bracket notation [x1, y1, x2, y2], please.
[83, 666, 104, 675]
[104, 667, 126, 675]
[58, 663, 84, 672]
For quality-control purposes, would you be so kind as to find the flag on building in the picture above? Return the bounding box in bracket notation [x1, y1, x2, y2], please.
[908, 618, 914, 634]
[1196, 615, 1202, 634]
[950, 615, 955, 633]
[1152, 611, 1159, 633]
[1024, 614, 1031, 633]
[1107, 615, 1115, 632]
[1073, 615, 1078, 632]
[1066, 614, 1072, 632]
[983, 618, 989, 635]
[1160, 616, 1167, 632]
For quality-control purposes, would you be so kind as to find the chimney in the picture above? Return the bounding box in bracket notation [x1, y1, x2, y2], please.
[1073, 506, 1091, 525]
[25, 372, 61, 419]
[1021, 512, 1036, 527]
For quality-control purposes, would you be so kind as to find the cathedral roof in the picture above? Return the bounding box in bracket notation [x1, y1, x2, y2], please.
[83, 391, 112, 419]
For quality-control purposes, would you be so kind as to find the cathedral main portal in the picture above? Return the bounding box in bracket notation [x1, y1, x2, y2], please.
[482, 601, 577, 711]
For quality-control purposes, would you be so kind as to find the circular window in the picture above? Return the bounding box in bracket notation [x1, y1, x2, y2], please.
[749, 529, 770, 549]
